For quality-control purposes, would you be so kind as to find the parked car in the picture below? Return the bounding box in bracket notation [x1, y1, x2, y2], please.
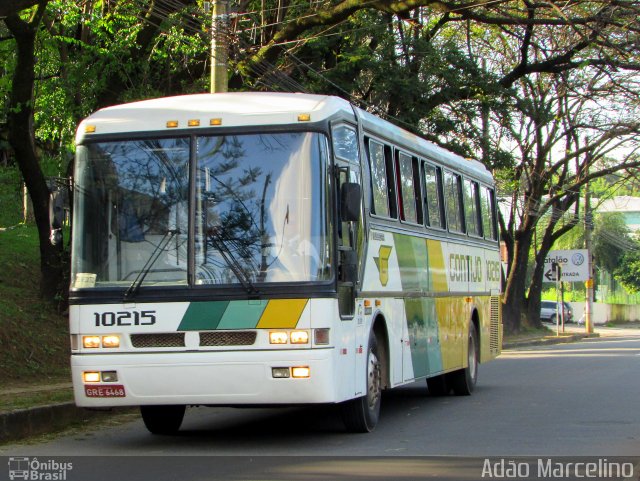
[562, 301, 574, 323]
[540, 300, 573, 323]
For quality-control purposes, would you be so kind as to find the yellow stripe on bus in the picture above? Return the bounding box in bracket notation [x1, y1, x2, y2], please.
[256, 299, 309, 328]
[426, 239, 448, 292]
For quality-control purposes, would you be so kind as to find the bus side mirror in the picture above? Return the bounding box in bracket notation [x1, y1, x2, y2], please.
[49, 190, 64, 246]
[340, 182, 361, 222]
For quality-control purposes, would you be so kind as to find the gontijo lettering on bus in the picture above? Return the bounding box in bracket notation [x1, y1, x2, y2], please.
[449, 253, 483, 283]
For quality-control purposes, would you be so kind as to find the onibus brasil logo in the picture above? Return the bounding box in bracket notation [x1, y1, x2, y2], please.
[8, 457, 73, 480]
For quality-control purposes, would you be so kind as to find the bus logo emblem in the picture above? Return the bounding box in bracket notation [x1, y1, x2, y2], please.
[374, 245, 393, 286]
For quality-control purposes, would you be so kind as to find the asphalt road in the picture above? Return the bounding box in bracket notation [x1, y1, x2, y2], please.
[2, 334, 639, 480]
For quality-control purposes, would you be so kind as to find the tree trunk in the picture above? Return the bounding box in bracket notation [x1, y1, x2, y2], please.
[525, 258, 546, 329]
[502, 227, 535, 333]
[6, 6, 64, 303]
[525, 235, 556, 329]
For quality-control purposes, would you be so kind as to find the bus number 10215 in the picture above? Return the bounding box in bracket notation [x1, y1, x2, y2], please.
[94, 311, 156, 327]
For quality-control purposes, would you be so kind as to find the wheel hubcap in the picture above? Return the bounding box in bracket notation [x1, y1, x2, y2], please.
[468, 333, 477, 381]
[367, 349, 381, 409]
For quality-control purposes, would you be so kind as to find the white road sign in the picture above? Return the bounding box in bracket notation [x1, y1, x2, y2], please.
[543, 249, 590, 282]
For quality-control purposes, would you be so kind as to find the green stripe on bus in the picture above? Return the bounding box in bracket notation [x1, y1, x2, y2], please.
[405, 297, 443, 377]
[393, 234, 430, 291]
[178, 301, 230, 331]
[218, 300, 268, 329]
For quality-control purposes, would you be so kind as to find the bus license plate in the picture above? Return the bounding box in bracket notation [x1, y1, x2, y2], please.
[85, 384, 126, 398]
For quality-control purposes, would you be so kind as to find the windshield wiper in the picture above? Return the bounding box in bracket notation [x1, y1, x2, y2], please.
[208, 231, 259, 296]
[124, 229, 179, 300]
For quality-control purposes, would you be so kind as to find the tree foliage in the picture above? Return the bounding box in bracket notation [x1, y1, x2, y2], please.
[1, 0, 640, 315]
[614, 249, 640, 294]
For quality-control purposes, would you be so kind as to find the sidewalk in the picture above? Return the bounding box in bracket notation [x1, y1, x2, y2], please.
[502, 320, 640, 349]
[2, 322, 639, 444]
[502, 324, 595, 349]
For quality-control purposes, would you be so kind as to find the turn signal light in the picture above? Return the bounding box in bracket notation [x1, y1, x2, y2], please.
[314, 328, 330, 345]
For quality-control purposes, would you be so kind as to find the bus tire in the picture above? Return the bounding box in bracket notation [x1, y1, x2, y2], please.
[426, 374, 450, 396]
[448, 323, 478, 396]
[341, 331, 382, 433]
[140, 405, 186, 435]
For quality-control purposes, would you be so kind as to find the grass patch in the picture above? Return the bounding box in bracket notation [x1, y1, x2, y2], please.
[1, 409, 140, 447]
[0, 389, 74, 413]
[0, 166, 24, 227]
[0, 224, 70, 387]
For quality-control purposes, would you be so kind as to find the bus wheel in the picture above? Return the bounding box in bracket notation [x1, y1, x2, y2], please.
[426, 374, 450, 396]
[341, 332, 382, 433]
[140, 405, 186, 435]
[448, 323, 478, 396]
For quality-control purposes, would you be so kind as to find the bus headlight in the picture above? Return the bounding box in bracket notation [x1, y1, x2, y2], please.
[82, 336, 101, 349]
[102, 335, 120, 348]
[290, 330, 309, 344]
[269, 331, 288, 344]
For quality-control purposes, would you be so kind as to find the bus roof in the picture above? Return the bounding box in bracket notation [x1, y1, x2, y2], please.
[76, 92, 353, 142]
[76, 91, 491, 181]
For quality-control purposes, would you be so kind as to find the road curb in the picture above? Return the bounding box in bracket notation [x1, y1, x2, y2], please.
[0, 402, 131, 444]
[503, 333, 598, 349]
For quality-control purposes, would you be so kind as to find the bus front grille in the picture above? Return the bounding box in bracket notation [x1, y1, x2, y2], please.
[199, 331, 257, 346]
[130, 333, 185, 348]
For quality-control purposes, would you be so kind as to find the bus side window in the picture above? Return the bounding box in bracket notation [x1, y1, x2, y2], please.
[444, 171, 464, 233]
[338, 168, 353, 249]
[424, 163, 444, 229]
[367, 139, 397, 218]
[397, 151, 420, 224]
[481, 186, 498, 240]
[463, 179, 482, 237]
[332, 124, 359, 163]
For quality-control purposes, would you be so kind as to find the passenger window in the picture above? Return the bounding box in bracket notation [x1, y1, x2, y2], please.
[332, 125, 359, 163]
[424, 164, 443, 229]
[398, 152, 418, 223]
[463, 179, 481, 237]
[481, 186, 498, 240]
[367, 139, 396, 218]
[444, 171, 464, 233]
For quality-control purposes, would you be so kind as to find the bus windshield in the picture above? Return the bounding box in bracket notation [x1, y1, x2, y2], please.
[72, 132, 332, 290]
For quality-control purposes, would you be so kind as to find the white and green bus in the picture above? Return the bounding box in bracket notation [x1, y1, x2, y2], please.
[69, 92, 502, 434]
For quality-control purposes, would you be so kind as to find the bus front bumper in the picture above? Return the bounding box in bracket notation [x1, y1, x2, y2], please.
[71, 349, 337, 407]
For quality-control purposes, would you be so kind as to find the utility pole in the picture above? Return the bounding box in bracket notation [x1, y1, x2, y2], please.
[584, 145, 594, 334]
[210, 0, 229, 93]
